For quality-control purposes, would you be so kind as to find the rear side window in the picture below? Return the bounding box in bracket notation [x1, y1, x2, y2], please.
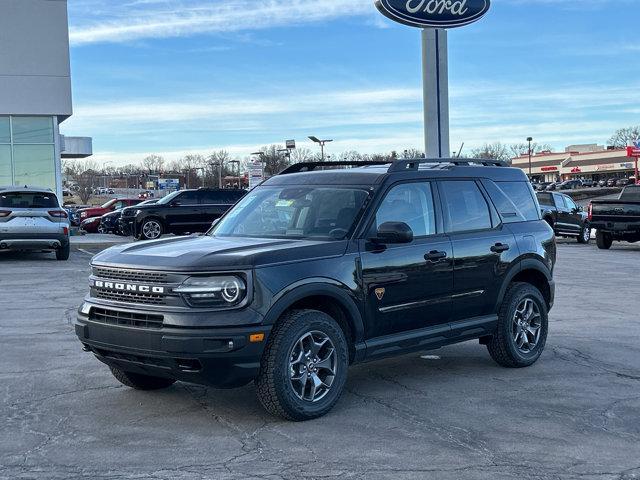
[0, 191, 59, 208]
[483, 181, 539, 222]
[440, 181, 492, 233]
[553, 194, 566, 208]
[536, 192, 554, 207]
[177, 191, 200, 205]
[201, 190, 244, 204]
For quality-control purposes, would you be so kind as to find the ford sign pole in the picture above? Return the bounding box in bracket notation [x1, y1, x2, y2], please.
[422, 28, 450, 158]
[374, 0, 491, 159]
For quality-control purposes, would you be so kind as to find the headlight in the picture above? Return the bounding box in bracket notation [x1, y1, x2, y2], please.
[81, 212, 88, 218]
[174, 275, 247, 308]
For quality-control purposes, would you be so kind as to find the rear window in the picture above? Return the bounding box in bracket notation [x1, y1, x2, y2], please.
[0, 191, 59, 208]
[620, 186, 640, 201]
[496, 181, 539, 221]
[536, 192, 554, 207]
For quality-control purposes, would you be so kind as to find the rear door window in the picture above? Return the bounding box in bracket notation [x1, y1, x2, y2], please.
[440, 181, 492, 233]
[553, 194, 566, 209]
[0, 191, 59, 208]
[537, 192, 554, 207]
[495, 181, 540, 221]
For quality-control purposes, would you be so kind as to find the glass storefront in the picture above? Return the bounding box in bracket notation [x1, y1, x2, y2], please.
[0, 116, 57, 192]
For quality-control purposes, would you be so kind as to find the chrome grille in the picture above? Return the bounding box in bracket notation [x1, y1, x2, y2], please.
[95, 289, 166, 305]
[89, 307, 164, 329]
[92, 267, 168, 284]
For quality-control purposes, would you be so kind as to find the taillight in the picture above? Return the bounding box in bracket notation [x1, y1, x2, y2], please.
[48, 210, 68, 218]
[63, 227, 69, 236]
[587, 203, 593, 222]
[0, 210, 11, 218]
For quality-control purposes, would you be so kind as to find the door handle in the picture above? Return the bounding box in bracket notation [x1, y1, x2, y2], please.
[491, 243, 510, 253]
[425, 250, 447, 261]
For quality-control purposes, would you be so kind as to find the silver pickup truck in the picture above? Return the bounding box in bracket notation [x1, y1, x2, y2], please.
[0, 186, 70, 260]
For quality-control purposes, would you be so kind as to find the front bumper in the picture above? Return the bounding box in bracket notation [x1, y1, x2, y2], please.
[76, 306, 271, 388]
[118, 218, 134, 236]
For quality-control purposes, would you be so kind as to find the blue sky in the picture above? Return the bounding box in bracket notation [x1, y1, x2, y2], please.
[61, 0, 640, 166]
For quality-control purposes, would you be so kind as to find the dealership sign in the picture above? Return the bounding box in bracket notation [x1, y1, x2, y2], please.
[541, 166, 558, 172]
[375, 0, 491, 28]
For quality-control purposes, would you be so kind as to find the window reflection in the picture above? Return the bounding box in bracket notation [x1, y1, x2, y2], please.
[0, 145, 12, 185]
[0, 117, 10, 144]
[13, 145, 55, 189]
[12, 117, 54, 144]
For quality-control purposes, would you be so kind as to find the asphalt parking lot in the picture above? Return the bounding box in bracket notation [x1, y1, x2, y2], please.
[1, 241, 639, 480]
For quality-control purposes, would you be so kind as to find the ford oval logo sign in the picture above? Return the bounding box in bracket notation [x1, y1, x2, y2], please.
[375, 0, 491, 29]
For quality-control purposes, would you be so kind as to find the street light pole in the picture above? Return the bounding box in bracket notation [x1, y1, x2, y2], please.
[309, 136, 333, 161]
[527, 136, 533, 178]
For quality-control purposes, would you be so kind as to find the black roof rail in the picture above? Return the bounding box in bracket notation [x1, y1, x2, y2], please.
[279, 161, 390, 175]
[388, 158, 509, 173]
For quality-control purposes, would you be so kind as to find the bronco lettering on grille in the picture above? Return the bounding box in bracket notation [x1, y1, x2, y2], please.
[94, 280, 165, 294]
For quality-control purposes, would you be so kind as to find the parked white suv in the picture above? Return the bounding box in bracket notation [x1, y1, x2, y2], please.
[0, 186, 71, 260]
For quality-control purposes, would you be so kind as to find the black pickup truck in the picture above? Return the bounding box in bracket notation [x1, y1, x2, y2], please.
[589, 185, 640, 249]
[537, 192, 591, 244]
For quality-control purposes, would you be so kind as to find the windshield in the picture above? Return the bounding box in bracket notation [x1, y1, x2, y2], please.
[157, 191, 182, 205]
[211, 186, 369, 240]
[620, 186, 640, 201]
[0, 191, 59, 208]
[100, 199, 116, 209]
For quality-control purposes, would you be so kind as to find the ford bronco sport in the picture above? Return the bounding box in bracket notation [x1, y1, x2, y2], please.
[76, 159, 556, 421]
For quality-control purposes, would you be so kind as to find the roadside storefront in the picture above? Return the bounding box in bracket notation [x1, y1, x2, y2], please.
[512, 147, 636, 183]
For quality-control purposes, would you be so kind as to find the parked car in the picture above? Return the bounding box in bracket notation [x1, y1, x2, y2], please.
[606, 178, 618, 187]
[536, 182, 552, 191]
[537, 192, 590, 243]
[138, 190, 155, 200]
[76, 159, 556, 420]
[545, 182, 561, 191]
[598, 180, 608, 187]
[107, 188, 115, 195]
[0, 186, 70, 260]
[589, 185, 640, 249]
[117, 199, 159, 236]
[616, 178, 631, 187]
[80, 216, 101, 234]
[63, 189, 73, 198]
[580, 179, 595, 188]
[558, 179, 583, 190]
[127, 188, 246, 240]
[77, 198, 141, 223]
[98, 209, 124, 235]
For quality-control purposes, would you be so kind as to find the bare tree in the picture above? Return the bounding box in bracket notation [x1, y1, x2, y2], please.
[141, 154, 165, 174]
[470, 142, 511, 162]
[259, 145, 291, 176]
[291, 147, 314, 164]
[67, 159, 101, 203]
[402, 148, 425, 159]
[509, 142, 553, 160]
[608, 126, 640, 148]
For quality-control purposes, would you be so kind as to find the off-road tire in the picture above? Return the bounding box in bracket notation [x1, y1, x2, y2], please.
[56, 243, 70, 261]
[109, 366, 176, 390]
[487, 282, 548, 368]
[256, 309, 349, 421]
[596, 231, 613, 250]
[577, 223, 591, 244]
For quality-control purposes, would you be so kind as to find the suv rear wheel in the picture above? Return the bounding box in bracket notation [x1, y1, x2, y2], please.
[109, 366, 176, 390]
[487, 282, 548, 368]
[256, 309, 349, 421]
[56, 243, 70, 261]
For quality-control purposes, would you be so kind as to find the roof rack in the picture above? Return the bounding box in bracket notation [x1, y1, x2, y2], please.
[279, 161, 390, 175]
[388, 158, 508, 172]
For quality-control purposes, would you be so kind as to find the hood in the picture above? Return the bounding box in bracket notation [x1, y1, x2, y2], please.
[92, 235, 349, 272]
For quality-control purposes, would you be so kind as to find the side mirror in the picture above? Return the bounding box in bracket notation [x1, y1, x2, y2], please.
[211, 218, 220, 228]
[374, 222, 414, 244]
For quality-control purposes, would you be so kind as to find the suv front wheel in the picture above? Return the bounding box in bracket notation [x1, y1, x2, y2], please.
[256, 309, 349, 421]
[138, 218, 163, 240]
[487, 282, 548, 368]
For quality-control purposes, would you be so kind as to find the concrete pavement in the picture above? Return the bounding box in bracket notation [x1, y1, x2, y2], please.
[1, 243, 639, 479]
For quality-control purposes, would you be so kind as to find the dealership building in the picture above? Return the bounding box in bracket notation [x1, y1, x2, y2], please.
[512, 144, 637, 183]
[0, 0, 91, 200]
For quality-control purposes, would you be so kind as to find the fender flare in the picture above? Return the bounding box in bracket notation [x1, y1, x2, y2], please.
[262, 279, 365, 345]
[495, 258, 553, 310]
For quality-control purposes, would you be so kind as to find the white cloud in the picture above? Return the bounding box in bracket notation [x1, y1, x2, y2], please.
[69, 0, 375, 46]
